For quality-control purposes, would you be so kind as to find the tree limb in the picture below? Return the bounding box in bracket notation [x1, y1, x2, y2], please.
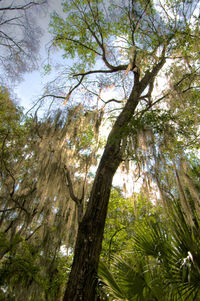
[64, 166, 82, 206]
[0, 1, 46, 11]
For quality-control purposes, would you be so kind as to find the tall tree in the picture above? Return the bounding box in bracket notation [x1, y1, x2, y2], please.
[48, 0, 200, 299]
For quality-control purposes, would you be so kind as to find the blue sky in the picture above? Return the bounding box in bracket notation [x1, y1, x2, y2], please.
[14, 0, 64, 112]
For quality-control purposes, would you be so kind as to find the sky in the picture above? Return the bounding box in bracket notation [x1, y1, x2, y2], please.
[13, 0, 64, 112]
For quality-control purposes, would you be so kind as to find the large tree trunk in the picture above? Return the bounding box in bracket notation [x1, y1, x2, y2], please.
[63, 159, 121, 300]
[63, 59, 165, 301]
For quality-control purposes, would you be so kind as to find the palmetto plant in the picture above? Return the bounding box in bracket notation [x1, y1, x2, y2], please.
[99, 201, 200, 301]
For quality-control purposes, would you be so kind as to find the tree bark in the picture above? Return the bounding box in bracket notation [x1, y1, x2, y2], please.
[63, 58, 166, 300]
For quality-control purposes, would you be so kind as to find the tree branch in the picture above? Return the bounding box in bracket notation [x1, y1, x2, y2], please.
[64, 166, 82, 206]
[73, 64, 129, 84]
[55, 36, 101, 56]
[0, 1, 46, 11]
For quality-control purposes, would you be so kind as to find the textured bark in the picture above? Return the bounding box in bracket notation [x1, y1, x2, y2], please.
[63, 59, 166, 301]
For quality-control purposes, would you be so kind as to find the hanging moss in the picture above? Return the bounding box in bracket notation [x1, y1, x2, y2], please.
[0, 99, 104, 299]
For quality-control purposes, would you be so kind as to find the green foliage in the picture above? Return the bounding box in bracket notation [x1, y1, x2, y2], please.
[102, 189, 135, 261]
[99, 196, 200, 300]
[0, 87, 33, 190]
[50, 0, 105, 69]
[50, 0, 199, 79]
[102, 188, 158, 262]
[0, 238, 71, 301]
[99, 153, 200, 300]
[0, 87, 29, 149]
[43, 64, 52, 75]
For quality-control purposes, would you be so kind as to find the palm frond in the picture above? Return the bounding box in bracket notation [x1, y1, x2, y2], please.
[98, 261, 128, 300]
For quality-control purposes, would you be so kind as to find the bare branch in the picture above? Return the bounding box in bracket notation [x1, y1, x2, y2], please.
[0, 16, 21, 27]
[0, 1, 46, 11]
[73, 68, 127, 77]
[25, 225, 42, 241]
[102, 98, 124, 105]
[38, 94, 66, 100]
[0, 207, 18, 213]
[0, 30, 25, 51]
[64, 166, 82, 206]
[139, 50, 166, 92]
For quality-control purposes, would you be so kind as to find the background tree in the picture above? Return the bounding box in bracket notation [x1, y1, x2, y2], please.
[99, 156, 200, 301]
[0, 0, 47, 82]
[0, 87, 104, 299]
[101, 188, 157, 265]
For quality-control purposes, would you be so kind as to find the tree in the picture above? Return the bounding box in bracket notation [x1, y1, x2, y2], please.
[0, 89, 103, 299]
[48, 0, 200, 299]
[0, 0, 47, 82]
